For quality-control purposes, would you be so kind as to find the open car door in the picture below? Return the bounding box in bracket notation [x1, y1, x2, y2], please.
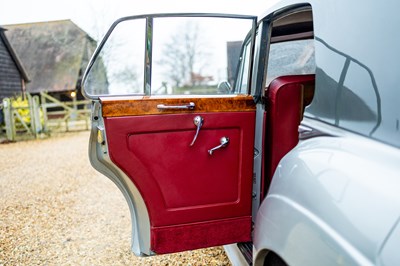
[82, 14, 257, 256]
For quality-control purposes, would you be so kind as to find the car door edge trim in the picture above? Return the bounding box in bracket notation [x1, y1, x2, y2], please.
[89, 101, 152, 256]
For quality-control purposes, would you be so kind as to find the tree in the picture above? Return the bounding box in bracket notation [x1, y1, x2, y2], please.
[159, 22, 210, 89]
[85, 3, 141, 94]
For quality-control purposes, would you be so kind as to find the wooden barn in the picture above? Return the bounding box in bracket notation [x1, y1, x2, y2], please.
[3, 19, 107, 102]
[0, 27, 29, 101]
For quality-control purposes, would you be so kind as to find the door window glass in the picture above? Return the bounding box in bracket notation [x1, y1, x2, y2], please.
[83, 15, 255, 97]
[83, 19, 145, 96]
[265, 39, 315, 86]
[151, 17, 253, 95]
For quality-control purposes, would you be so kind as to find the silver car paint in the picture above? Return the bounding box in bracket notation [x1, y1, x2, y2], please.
[250, 0, 400, 264]
[88, 102, 152, 256]
[254, 118, 400, 265]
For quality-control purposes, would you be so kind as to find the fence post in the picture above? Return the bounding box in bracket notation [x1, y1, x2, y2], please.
[27, 93, 36, 138]
[28, 93, 42, 138]
[33, 95, 42, 134]
[40, 92, 48, 133]
[3, 98, 15, 141]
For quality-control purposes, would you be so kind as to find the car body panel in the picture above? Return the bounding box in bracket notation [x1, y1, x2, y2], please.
[254, 118, 400, 265]
[251, 0, 400, 265]
[379, 217, 400, 266]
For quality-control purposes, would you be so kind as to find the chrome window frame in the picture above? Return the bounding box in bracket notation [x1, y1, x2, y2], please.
[81, 13, 257, 99]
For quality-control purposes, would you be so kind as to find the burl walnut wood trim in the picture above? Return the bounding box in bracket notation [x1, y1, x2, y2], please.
[100, 95, 256, 117]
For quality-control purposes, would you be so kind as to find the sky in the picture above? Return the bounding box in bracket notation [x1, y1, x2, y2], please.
[0, 0, 274, 41]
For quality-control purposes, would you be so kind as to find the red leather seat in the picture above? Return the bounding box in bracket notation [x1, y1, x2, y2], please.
[265, 75, 315, 188]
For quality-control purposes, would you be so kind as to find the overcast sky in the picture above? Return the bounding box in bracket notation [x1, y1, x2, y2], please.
[0, 0, 274, 40]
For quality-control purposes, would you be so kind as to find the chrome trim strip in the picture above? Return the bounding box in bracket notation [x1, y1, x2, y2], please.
[144, 17, 153, 95]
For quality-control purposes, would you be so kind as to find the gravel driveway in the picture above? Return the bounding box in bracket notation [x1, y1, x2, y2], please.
[0, 131, 230, 265]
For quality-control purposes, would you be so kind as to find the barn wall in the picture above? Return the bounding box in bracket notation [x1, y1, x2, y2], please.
[0, 35, 22, 100]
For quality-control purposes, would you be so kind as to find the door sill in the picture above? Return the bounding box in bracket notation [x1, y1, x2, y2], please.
[224, 242, 253, 266]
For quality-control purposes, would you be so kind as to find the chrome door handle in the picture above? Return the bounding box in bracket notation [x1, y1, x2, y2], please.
[157, 102, 195, 110]
[208, 137, 229, 155]
[190, 116, 203, 146]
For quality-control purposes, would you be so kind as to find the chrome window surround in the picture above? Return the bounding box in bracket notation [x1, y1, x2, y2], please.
[81, 13, 257, 99]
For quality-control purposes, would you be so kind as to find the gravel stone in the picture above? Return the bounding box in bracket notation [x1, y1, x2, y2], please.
[0, 131, 231, 265]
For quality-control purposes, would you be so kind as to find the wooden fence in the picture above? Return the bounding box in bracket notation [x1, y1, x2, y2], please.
[1, 92, 91, 141]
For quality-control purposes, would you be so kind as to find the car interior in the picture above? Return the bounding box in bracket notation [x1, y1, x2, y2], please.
[262, 6, 315, 195]
[237, 7, 315, 263]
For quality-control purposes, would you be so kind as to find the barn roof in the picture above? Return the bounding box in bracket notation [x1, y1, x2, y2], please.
[0, 27, 29, 82]
[3, 19, 97, 93]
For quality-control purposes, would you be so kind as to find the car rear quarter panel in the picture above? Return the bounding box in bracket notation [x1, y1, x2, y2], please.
[254, 120, 400, 265]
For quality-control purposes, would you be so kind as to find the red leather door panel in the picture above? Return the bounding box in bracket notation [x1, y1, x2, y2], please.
[101, 96, 256, 254]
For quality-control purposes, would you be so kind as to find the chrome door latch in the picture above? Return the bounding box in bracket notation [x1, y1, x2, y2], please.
[190, 115, 204, 146]
[208, 137, 229, 155]
[157, 102, 195, 110]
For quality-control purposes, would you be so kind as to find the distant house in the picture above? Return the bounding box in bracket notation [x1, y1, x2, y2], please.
[0, 27, 29, 101]
[3, 19, 107, 101]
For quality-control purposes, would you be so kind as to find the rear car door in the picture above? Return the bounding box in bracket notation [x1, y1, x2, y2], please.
[82, 14, 257, 256]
